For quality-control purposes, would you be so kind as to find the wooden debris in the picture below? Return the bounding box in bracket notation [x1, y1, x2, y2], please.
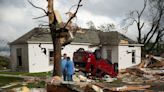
[119, 40, 129, 44]
[110, 85, 151, 91]
[50, 76, 62, 85]
[126, 68, 145, 77]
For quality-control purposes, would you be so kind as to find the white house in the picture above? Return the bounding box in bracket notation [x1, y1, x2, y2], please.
[99, 32, 143, 69]
[10, 27, 142, 73]
[10, 28, 99, 73]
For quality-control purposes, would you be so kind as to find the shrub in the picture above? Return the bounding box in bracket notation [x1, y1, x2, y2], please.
[0, 56, 10, 69]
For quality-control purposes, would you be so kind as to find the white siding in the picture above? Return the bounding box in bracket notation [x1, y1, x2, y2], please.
[118, 46, 141, 69]
[11, 43, 141, 72]
[28, 44, 53, 73]
[101, 46, 118, 64]
[28, 43, 98, 73]
[101, 47, 107, 59]
[10, 44, 29, 72]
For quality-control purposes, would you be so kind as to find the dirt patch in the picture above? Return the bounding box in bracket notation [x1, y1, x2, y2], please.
[47, 84, 78, 92]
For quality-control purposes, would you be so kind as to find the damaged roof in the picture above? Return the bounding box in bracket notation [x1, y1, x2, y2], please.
[10, 27, 100, 45]
[99, 31, 137, 45]
[10, 27, 138, 46]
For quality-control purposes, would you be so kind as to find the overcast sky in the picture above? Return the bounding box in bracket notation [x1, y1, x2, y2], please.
[0, 0, 145, 42]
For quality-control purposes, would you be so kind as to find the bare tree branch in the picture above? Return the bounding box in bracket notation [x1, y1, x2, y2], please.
[28, 0, 47, 15]
[145, 9, 163, 44]
[68, 4, 79, 12]
[33, 15, 47, 19]
[140, 23, 145, 29]
[143, 23, 155, 43]
[145, 23, 159, 45]
[147, 28, 163, 51]
[63, 0, 82, 29]
[139, 0, 147, 17]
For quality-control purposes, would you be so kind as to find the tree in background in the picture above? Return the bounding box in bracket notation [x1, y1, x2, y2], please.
[86, 21, 116, 32]
[0, 56, 10, 70]
[86, 21, 96, 31]
[98, 23, 115, 32]
[123, 0, 164, 56]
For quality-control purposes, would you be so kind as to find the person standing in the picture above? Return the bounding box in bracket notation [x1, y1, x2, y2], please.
[61, 53, 67, 81]
[66, 57, 74, 81]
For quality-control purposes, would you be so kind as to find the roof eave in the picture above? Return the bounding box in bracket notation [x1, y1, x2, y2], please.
[27, 41, 52, 44]
[119, 44, 144, 46]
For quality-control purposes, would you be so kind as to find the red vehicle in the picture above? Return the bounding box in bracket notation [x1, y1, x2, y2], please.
[73, 48, 118, 77]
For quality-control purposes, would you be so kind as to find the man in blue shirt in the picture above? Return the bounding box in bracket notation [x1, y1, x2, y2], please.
[61, 53, 67, 81]
[66, 57, 74, 81]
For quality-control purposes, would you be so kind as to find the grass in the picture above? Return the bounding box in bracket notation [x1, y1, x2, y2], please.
[0, 71, 52, 77]
[27, 81, 46, 88]
[0, 75, 46, 88]
[0, 76, 24, 87]
[0, 71, 51, 88]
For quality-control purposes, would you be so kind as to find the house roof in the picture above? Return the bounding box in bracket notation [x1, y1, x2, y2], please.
[10, 27, 100, 45]
[99, 31, 138, 45]
[10, 27, 139, 46]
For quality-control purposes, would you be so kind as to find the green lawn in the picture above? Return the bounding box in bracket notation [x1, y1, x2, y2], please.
[0, 76, 24, 87]
[0, 71, 52, 77]
[0, 72, 50, 88]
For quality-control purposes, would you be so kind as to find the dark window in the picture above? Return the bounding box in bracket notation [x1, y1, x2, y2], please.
[16, 48, 22, 66]
[132, 50, 136, 64]
[17, 56, 22, 66]
[49, 51, 54, 65]
[107, 50, 112, 62]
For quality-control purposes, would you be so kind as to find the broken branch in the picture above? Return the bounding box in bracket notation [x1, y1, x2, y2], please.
[63, 0, 82, 29]
[33, 15, 47, 19]
[28, 0, 47, 15]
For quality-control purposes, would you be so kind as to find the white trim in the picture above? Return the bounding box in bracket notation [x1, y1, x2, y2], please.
[70, 42, 92, 45]
[119, 44, 144, 46]
[27, 41, 52, 44]
[27, 41, 92, 45]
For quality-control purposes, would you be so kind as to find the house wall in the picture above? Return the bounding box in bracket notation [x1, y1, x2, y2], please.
[28, 43, 98, 73]
[28, 43, 53, 73]
[101, 46, 118, 64]
[118, 46, 141, 69]
[10, 44, 29, 72]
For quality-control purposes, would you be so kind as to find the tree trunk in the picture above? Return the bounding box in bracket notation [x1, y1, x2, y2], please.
[50, 27, 62, 76]
[48, 0, 61, 76]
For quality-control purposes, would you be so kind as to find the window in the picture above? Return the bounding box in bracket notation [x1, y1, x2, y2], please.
[132, 50, 136, 64]
[107, 50, 112, 61]
[49, 51, 54, 65]
[16, 48, 22, 66]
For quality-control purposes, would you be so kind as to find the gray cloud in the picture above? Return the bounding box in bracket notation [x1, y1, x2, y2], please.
[82, 0, 144, 18]
[0, 0, 39, 41]
[0, 0, 145, 42]
[0, 0, 26, 8]
[0, 0, 150, 56]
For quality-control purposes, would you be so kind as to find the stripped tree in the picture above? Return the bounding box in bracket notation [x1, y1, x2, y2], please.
[123, 0, 164, 56]
[28, 0, 82, 76]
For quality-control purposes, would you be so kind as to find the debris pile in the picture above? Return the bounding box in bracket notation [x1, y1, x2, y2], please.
[119, 55, 164, 84]
[47, 55, 164, 92]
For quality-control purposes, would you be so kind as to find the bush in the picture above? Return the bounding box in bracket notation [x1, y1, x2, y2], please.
[0, 56, 10, 69]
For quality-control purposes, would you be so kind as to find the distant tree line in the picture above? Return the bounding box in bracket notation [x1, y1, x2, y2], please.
[0, 56, 10, 70]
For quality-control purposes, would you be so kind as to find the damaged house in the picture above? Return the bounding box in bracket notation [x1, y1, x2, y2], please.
[9, 28, 99, 73]
[10, 27, 142, 73]
[99, 32, 143, 69]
